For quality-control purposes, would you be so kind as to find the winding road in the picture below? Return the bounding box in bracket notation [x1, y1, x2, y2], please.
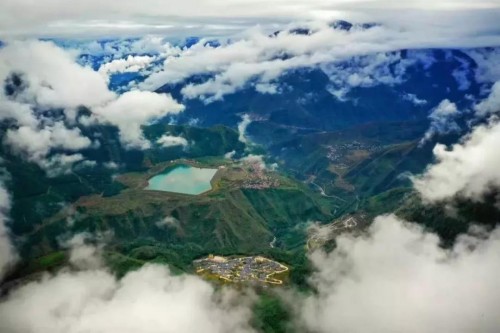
[310, 182, 347, 202]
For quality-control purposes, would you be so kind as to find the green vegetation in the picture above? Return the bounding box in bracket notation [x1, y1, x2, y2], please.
[397, 191, 500, 244]
[4, 128, 334, 286]
[252, 294, 294, 333]
[266, 120, 436, 221]
[5, 116, 499, 333]
[20, 171, 331, 261]
[2, 119, 437, 289]
[362, 187, 413, 216]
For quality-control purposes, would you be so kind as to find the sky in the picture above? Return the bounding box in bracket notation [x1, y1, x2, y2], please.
[1, 0, 500, 38]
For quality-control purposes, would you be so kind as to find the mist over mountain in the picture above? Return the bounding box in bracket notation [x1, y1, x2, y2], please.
[1, 3, 500, 332]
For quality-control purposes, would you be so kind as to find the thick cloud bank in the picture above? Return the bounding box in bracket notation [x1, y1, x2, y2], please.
[2, 0, 500, 37]
[0, 264, 255, 333]
[0, 40, 184, 173]
[300, 214, 500, 333]
[0, 41, 114, 109]
[413, 119, 500, 202]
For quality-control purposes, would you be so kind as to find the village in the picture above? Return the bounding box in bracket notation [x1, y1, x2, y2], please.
[325, 141, 382, 169]
[241, 159, 280, 189]
[193, 255, 288, 285]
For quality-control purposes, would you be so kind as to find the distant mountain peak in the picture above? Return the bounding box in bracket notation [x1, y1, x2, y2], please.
[329, 20, 380, 31]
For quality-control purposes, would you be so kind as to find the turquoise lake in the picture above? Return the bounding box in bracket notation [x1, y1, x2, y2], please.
[145, 165, 218, 195]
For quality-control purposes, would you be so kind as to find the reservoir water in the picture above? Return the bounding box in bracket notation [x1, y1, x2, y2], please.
[146, 165, 218, 195]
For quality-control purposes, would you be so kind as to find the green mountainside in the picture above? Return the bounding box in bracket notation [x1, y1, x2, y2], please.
[4, 118, 500, 299]
[2, 123, 333, 288]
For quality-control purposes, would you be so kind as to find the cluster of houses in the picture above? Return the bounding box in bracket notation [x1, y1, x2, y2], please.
[194, 255, 288, 284]
[325, 141, 381, 168]
[241, 163, 280, 190]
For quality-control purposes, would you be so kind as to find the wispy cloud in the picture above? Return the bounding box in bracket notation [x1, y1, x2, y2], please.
[142, 22, 500, 102]
[420, 99, 461, 144]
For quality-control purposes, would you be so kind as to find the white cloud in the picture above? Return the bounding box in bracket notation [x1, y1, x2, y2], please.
[414, 81, 500, 200]
[59, 37, 179, 72]
[91, 90, 184, 149]
[64, 234, 104, 270]
[238, 114, 252, 144]
[240, 154, 267, 170]
[156, 135, 189, 148]
[453, 68, 471, 91]
[465, 48, 500, 83]
[431, 99, 459, 118]
[98, 55, 156, 77]
[403, 93, 427, 106]
[0, 41, 107, 173]
[306, 221, 333, 241]
[0, 177, 17, 281]
[0, 40, 185, 172]
[38, 154, 85, 177]
[420, 99, 460, 143]
[326, 85, 350, 101]
[475, 81, 500, 116]
[300, 214, 500, 333]
[255, 83, 279, 94]
[5, 123, 92, 160]
[413, 119, 500, 202]
[156, 216, 180, 229]
[0, 100, 38, 128]
[321, 51, 419, 94]
[0, 264, 255, 333]
[0, 40, 115, 109]
[4, 122, 92, 175]
[225, 150, 237, 159]
[142, 23, 500, 102]
[103, 161, 120, 170]
[1, 0, 500, 38]
[76, 160, 98, 169]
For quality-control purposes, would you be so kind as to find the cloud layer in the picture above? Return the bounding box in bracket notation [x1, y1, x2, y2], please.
[0, 265, 255, 333]
[0, 40, 184, 173]
[413, 119, 500, 202]
[2, 0, 500, 37]
[0, 176, 16, 281]
[91, 90, 184, 149]
[300, 214, 500, 333]
[142, 22, 500, 102]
